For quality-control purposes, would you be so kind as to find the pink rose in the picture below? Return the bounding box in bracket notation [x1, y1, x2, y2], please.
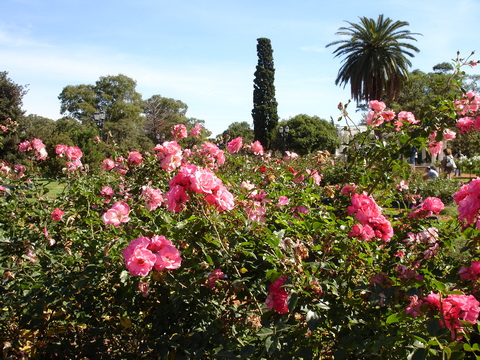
[127, 151, 143, 165]
[123, 246, 156, 276]
[266, 276, 289, 314]
[101, 201, 130, 226]
[141, 186, 164, 211]
[369, 100, 386, 112]
[55, 144, 68, 157]
[154, 245, 182, 271]
[51, 208, 64, 221]
[250, 140, 264, 156]
[227, 137, 243, 154]
[18, 141, 32, 152]
[277, 196, 289, 207]
[66, 146, 83, 161]
[190, 124, 202, 138]
[171, 124, 188, 139]
[101, 158, 115, 171]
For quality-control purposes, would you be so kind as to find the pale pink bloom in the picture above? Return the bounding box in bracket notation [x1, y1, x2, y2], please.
[189, 167, 221, 194]
[458, 261, 480, 281]
[201, 142, 225, 167]
[161, 154, 183, 172]
[0, 125, 8, 132]
[398, 111, 418, 124]
[455, 91, 480, 116]
[396, 180, 409, 191]
[246, 201, 266, 222]
[55, 144, 68, 157]
[381, 110, 396, 121]
[26, 248, 37, 263]
[428, 141, 443, 156]
[147, 235, 173, 252]
[18, 141, 32, 152]
[64, 159, 83, 172]
[100, 186, 114, 203]
[297, 206, 309, 214]
[0, 185, 6, 192]
[409, 197, 444, 218]
[266, 276, 289, 314]
[13, 164, 26, 178]
[284, 151, 299, 160]
[190, 124, 202, 138]
[366, 110, 384, 126]
[101, 186, 114, 198]
[206, 269, 226, 290]
[101, 158, 115, 171]
[123, 246, 156, 276]
[127, 151, 143, 165]
[154, 245, 182, 271]
[453, 178, 480, 226]
[443, 129, 456, 141]
[424, 292, 480, 338]
[0, 164, 10, 176]
[341, 183, 358, 196]
[51, 208, 64, 221]
[474, 116, 480, 131]
[277, 196, 289, 207]
[227, 137, 243, 154]
[31, 138, 45, 152]
[171, 124, 188, 139]
[165, 184, 190, 213]
[138, 282, 150, 297]
[141, 185, 164, 211]
[205, 185, 235, 211]
[456, 116, 474, 133]
[66, 146, 83, 161]
[155, 141, 183, 172]
[369, 100, 386, 112]
[101, 201, 131, 226]
[35, 147, 48, 160]
[241, 181, 255, 191]
[405, 295, 423, 318]
[306, 169, 322, 185]
[250, 140, 264, 156]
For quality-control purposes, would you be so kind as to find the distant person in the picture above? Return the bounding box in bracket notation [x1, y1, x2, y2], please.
[423, 166, 439, 180]
[410, 146, 418, 165]
[454, 151, 466, 177]
[442, 148, 456, 179]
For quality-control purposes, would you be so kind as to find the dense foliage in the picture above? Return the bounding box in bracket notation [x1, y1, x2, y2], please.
[277, 115, 340, 155]
[3, 81, 480, 359]
[252, 37, 279, 149]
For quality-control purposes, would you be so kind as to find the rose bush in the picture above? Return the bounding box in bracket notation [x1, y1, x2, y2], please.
[2, 59, 480, 359]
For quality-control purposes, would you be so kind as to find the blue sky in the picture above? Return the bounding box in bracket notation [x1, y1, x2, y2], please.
[1, 0, 479, 136]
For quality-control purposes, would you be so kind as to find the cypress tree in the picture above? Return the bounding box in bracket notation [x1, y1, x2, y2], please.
[252, 38, 278, 149]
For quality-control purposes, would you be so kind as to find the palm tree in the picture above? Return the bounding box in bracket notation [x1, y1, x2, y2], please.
[326, 14, 420, 103]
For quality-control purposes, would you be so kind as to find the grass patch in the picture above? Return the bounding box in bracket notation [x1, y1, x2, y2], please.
[37, 179, 65, 199]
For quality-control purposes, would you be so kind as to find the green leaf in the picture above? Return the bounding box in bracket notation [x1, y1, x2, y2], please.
[256, 328, 274, 337]
[386, 313, 400, 324]
[306, 310, 320, 331]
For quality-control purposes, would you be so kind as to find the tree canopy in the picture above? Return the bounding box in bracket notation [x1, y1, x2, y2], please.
[0, 71, 27, 121]
[326, 14, 420, 104]
[252, 38, 278, 149]
[280, 114, 340, 155]
[222, 121, 254, 144]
